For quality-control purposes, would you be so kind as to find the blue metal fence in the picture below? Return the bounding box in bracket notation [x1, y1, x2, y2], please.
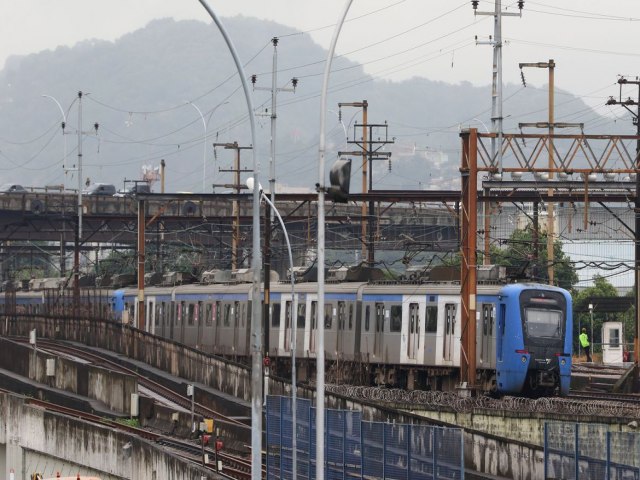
[266, 395, 464, 480]
[544, 422, 640, 480]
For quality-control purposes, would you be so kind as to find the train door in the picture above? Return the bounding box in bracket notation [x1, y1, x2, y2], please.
[244, 300, 252, 356]
[308, 299, 317, 354]
[443, 303, 457, 362]
[169, 302, 175, 340]
[479, 303, 496, 368]
[497, 303, 505, 362]
[146, 296, 156, 334]
[407, 303, 420, 360]
[232, 301, 240, 356]
[195, 301, 203, 349]
[213, 301, 221, 353]
[337, 301, 346, 354]
[295, 297, 305, 355]
[203, 302, 214, 353]
[284, 299, 292, 352]
[374, 302, 384, 358]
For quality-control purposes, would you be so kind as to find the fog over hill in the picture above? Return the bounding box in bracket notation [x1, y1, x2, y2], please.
[0, 16, 627, 194]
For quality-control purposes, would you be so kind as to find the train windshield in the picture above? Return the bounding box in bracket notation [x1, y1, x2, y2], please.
[524, 307, 563, 338]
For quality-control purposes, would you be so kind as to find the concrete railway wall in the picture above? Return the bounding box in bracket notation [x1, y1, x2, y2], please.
[0, 337, 136, 414]
[0, 392, 211, 480]
[3, 314, 631, 479]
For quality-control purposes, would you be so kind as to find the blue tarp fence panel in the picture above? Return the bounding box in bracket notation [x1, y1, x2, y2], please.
[544, 422, 640, 480]
[266, 395, 464, 479]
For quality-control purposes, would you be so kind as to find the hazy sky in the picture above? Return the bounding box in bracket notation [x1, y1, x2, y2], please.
[3, 0, 640, 110]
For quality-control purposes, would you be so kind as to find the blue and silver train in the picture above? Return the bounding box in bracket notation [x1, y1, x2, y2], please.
[109, 280, 572, 396]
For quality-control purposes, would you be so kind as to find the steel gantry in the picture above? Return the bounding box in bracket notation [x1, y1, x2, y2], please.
[460, 129, 640, 392]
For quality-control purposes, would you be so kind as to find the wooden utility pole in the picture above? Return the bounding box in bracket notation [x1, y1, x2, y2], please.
[338, 101, 393, 265]
[215, 142, 253, 269]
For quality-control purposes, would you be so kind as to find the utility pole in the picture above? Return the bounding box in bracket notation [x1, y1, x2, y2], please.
[66, 91, 98, 302]
[473, 0, 523, 265]
[519, 60, 583, 285]
[338, 101, 393, 265]
[251, 37, 298, 375]
[606, 76, 640, 385]
[214, 142, 253, 270]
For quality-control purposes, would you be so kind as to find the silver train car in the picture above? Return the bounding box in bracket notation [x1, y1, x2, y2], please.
[111, 280, 573, 395]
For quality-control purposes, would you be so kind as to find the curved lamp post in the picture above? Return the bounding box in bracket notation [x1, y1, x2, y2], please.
[41, 94, 67, 187]
[196, 2, 261, 479]
[317, 1, 353, 478]
[185, 101, 208, 192]
[247, 176, 298, 477]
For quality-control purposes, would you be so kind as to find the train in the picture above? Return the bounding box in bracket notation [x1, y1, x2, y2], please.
[108, 278, 572, 396]
[0, 275, 573, 396]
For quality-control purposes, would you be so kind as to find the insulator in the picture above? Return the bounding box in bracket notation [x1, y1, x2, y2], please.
[250, 74, 257, 85]
[471, 0, 479, 10]
[517, 0, 524, 10]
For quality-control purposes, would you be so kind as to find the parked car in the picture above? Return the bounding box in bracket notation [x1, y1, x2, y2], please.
[113, 183, 151, 197]
[83, 183, 116, 196]
[0, 183, 26, 194]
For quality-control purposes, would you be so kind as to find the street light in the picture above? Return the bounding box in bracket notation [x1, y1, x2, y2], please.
[186, 101, 207, 193]
[317, 2, 353, 478]
[41, 94, 67, 188]
[195, 3, 262, 479]
[246, 176, 298, 478]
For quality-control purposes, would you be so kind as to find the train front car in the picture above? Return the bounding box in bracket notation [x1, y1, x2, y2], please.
[496, 283, 572, 396]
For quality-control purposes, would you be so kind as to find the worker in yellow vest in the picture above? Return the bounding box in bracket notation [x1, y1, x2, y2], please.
[579, 327, 592, 362]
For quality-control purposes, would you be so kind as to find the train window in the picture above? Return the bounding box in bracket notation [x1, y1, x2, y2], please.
[205, 304, 213, 326]
[297, 303, 306, 328]
[445, 304, 456, 333]
[375, 303, 384, 332]
[223, 304, 231, 327]
[311, 301, 317, 330]
[338, 302, 345, 330]
[482, 305, 489, 335]
[234, 302, 240, 327]
[215, 301, 220, 324]
[155, 303, 160, 326]
[425, 306, 437, 333]
[324, 304, 333, 329]
[177, 302, 183, 325]
[187, 304, 195, 326]
[365, 305, 370, 332]
[390, 305, 402, 332]
[348, 304, 353, 330]
[524, 308, 562, 338]
[285, 301, 292, 330]
[197, 302, 203, 324]
[409, 303, 419, 334]
[272, 304, 281, 327]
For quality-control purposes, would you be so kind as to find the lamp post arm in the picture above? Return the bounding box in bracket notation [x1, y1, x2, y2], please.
[317, 2, 353, 479]
[196, 3, 261, 479]
[260, 191, 297, 476]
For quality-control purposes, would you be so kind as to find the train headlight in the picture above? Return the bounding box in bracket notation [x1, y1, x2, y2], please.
[521, 355, 527, 363]
[560, 358, 566, 366]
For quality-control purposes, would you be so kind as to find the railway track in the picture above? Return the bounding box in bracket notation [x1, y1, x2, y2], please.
[23, 393, 254, 479]
[22, 338, 249, 430]
[10, 337, 257, 477]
